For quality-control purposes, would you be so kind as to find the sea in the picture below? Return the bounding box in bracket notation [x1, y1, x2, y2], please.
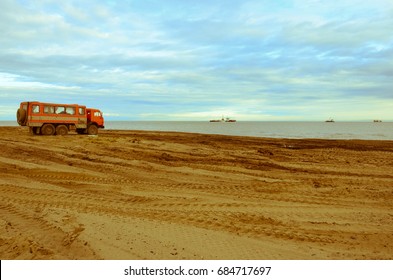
[2, 121, 392, 140]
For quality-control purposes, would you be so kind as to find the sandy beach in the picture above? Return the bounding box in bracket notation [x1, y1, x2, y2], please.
[0, 126, 392, 260]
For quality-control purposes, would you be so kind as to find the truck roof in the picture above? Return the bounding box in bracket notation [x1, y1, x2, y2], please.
[21, 101, 86, 107]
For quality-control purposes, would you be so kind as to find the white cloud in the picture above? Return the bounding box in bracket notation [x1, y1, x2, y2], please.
[0, 0, 392, 121]
[0, 72, 80, 90]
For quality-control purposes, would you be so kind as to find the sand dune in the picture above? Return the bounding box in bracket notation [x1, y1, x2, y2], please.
[0, 126, 392, 259]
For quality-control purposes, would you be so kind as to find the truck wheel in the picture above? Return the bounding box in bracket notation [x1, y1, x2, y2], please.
[16, 108, 27, 125]
[56, 125, 68, 136]
[41, 124, 55, 136]
[87, 124, 98, 135]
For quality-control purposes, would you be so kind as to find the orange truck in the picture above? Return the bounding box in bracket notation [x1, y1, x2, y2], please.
[16, 101, 105, 135]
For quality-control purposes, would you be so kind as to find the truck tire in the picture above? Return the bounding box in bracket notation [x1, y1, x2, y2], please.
[16, 108, 27, 125]
[56, 125, 68, 136]
[41, 124, 55, 136]
[87, 124, 98, 135]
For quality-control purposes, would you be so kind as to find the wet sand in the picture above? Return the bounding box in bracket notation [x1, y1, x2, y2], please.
[0, 126, 392, 259]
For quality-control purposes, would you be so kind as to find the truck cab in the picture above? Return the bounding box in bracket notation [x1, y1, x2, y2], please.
[87, 108, 104, 128]
[85, 108, 105, 135]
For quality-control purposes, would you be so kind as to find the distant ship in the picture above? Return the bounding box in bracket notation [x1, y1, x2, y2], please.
[210, 116, 236, 122]
[325, 118, 335, 122]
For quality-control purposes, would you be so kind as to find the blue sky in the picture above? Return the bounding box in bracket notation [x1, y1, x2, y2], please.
[1, 0, 392, 121]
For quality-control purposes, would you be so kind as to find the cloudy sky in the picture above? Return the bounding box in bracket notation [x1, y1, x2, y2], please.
[1, 0, 392, 121]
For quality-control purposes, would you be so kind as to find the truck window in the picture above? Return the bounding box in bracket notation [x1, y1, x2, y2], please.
[44, 106, 55, 114]
[55, 106, 66, 114]
[94, 112, 101, 117]
[79, 108, 85, 115]
[32, 105, 40, 114]
[66, 107, 75, 115]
